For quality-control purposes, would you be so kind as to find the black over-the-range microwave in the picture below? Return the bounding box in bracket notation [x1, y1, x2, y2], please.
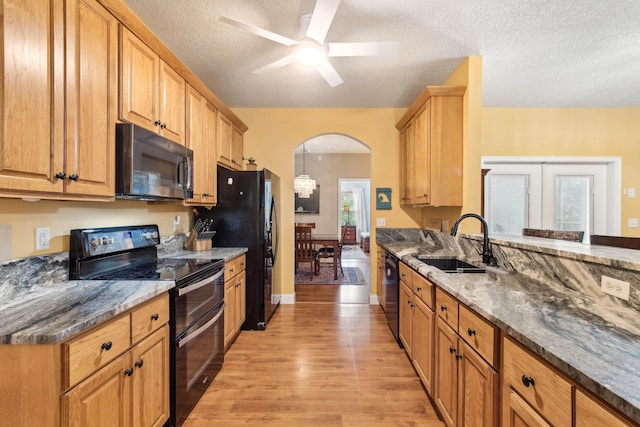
[115, 123, 193, 201]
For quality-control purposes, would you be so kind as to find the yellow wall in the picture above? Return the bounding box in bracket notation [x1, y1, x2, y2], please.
[482, 108, 640, 236]
[0, 198, 191, 259]
[233, 107, 419, 298]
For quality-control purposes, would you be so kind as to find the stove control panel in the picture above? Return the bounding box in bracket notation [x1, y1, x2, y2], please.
[71, 225, 161, 258]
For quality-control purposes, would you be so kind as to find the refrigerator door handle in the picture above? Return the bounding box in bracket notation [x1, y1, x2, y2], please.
[271, 196, 279, 264]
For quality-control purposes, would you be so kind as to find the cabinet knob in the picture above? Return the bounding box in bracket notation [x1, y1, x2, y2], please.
[68, 174, 79, 181]
[134, 359, 144, 368]
[101, 341, 112, 351]
[417, 286, 422, 291]
[521, 375, 535, 387]
[202, 193, 209, 197]
[55, 172, 66, 180]
[160, 123, 167, 129]
[150, 313, 159, 321]
[155, 120, 162, 126]
[449, 346, 456, 354]
[455, 353, 463, 360]
[440, 305, 447, 312]
[124, 368, 134, 376]
[467, 328, 476, 336]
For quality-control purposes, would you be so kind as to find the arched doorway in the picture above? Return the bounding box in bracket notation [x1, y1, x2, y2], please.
[293, 134, 372, 304]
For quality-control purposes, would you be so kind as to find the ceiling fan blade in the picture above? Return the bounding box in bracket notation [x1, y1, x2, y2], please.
[328, 42, 399, 57]
[253, 54, 296, 75]
[306, 0, 342, 44]
[314, 60, 344, 87]
[219, 15, 298, 47]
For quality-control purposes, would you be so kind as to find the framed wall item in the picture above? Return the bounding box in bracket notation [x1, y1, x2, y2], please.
[295, 185, 320, 213]
[376, 187, 392, 210]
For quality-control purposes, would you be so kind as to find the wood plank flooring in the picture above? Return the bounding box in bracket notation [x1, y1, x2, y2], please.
[182, 250, 443, 427]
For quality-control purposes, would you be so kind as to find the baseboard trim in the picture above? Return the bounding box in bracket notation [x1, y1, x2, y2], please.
[369, 294, 379, 305]
[278, 293, 296, 304]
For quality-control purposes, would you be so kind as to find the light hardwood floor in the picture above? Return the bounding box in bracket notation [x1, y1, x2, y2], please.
[182, 250, 443, 427]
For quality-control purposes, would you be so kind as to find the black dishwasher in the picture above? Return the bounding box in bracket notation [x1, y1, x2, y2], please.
[383, 251, 401, 346]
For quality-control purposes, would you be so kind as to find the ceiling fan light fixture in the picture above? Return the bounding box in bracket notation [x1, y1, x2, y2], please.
[295, 45, 326, 66]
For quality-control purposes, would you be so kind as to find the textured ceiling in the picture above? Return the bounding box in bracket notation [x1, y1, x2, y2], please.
[122, 0, 640, 109]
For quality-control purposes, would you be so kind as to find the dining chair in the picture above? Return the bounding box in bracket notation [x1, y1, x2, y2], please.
[314, 226, 346, 277]
[294, 225, 315, 279]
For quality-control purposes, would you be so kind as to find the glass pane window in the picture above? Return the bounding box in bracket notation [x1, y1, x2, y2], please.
[554, 175, 591, 232]
[488, 174, 529, 235]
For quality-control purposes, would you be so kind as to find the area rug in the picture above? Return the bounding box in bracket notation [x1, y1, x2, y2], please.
[341, 245, 370, 259]
[295, 266, 365, 285]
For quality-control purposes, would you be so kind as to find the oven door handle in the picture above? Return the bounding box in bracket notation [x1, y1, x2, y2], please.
[177, 268, 225, 296]
[177, 302, 226, 348]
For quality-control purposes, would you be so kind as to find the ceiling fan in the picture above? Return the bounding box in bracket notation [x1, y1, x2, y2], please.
[219, 0, 399, 87]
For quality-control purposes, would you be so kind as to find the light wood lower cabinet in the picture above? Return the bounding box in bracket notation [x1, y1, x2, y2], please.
[376, 249, 385, 311]
[224, 254, 247, 350]
[575, 388, 635, 427]
[0, 293, 169, 427]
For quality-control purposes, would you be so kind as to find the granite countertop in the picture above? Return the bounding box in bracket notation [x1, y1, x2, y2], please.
[378, 238, 640, 424]
[0, 247, 247, 345]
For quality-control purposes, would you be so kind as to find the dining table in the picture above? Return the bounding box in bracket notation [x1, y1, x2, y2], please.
[312, 234, 340, 279]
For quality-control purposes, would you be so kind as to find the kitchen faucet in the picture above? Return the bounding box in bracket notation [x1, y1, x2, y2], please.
[450, 213, 495, 265]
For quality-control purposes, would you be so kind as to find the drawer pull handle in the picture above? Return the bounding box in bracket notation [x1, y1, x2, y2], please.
[151, 313, 159, 321]
[449, 346, 456, 354]
[124, 368, 134, 376]
[101, 341, 112, 351]
[417, 286, 422, 291]
[134, 359, 144, 368]
[440, 305, 447, 311]
[521, 375, 535, 387]
[467, 328, 476, 336]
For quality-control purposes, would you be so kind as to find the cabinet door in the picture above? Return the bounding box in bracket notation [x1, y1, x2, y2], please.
[377, 253, 385, 310]
[434, 316, 458, 427]
[399, 281, 413, 356]
[429, 95, 463, 206]
[412, 296, 434, 395]
[202, 102, 218, 204]
[404, 119, 415, 205]
[412, 102, 429, 205]
[63, 353, 131, 427]
[217, 112, 233, 167]
[458, 340, 498, 427]
[224, 278, 236, 348]
[158, 61, 185, 145]
[231, 126, 244, 169]
[236, 272, 246, 330]
[0, 0, 64, 194]
[120, 27, 159, 132]
[64, 0, 117, 197]
[185, 85, 205, 204]
[575, 389, 633, 427]
[502, 387, 551, 427]
[130, 325, 169, 427]
[398, 126, 409, 206]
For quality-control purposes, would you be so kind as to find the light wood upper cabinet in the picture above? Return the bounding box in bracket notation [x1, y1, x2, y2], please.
[120, 27, 185, 146]
[397, 86, 465, 207]
[185, 85, 217, 206]
[64, 0, 117, 197]
[0, 0, 116, 200]
[0, 0, 64, 195]
[217, 112, 244, 170]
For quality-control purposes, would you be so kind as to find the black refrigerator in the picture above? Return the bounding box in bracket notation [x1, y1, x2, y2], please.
[195, 167, 280, 330]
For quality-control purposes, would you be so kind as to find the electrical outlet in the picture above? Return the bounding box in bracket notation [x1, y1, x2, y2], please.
[376, 218, 386, 227]
[35, 227, 50, 251]
[601, 275, 630, 301]
[173, 215, 181, 232]
[628, 188, 636, 199]
[629, 218, 639, 228]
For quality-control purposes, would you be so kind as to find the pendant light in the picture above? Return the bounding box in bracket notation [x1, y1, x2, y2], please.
[294, 142, 316, 198]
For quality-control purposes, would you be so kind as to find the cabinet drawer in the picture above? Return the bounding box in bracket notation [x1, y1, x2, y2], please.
[235, 254, 246, 273]
[435, 288, 458, 330]
[225, 255, 245, 279]
[412, 271, 434, 309]
[458, 304, 497, 367]
[575, 388, 633, 427]
[503, 337, 573, 427]
[399, 262, 413, 287]
[63, 314, 131, 389]
[131, 293, 169, 344]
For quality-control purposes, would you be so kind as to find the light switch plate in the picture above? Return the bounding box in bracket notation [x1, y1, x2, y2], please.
[629, 218, 638, 228]
[376, 218, 386, 227]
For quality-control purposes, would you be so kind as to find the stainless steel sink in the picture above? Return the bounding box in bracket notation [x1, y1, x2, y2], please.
[418, 257, 486, 273]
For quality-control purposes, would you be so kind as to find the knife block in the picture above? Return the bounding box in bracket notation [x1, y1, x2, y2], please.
[184, 229, 213, 251]
[193, 239, 212, 251]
